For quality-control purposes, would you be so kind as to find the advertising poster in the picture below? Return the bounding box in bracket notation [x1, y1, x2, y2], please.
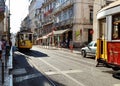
[75, 30, 80, 41]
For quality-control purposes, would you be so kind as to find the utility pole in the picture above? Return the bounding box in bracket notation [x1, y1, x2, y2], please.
[7, 0, 10, 40]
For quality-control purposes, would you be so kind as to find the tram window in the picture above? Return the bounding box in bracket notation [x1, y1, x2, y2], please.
[112, 15, 120, 40]
[99, 19, 106, 39]
[20, 34, 24, 40]
[25, 34, 29, 40]
[29, 34, 32, 41]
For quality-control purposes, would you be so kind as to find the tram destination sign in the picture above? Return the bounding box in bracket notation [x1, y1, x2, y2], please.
[0, 0, 5, 12]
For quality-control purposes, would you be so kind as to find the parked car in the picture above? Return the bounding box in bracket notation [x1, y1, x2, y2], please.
[81, 41, 97, 57]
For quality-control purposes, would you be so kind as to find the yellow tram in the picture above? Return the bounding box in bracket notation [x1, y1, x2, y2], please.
[16, 30, 33, 50]
[96, 1, 120, 70]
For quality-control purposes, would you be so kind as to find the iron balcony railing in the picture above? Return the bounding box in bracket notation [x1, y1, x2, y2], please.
[53, 0, 74, 14]
[54, 17, 92, 27]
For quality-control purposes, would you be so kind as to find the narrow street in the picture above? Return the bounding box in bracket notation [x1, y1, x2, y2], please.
[13, 46, 120, 86]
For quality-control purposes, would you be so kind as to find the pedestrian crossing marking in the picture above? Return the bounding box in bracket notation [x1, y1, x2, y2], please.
[12, 68, 26, 75]
[14, 73, 42, 83]
[45, 70, 82, 75]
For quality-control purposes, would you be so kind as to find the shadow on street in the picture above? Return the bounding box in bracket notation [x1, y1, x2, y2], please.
[13, 53, 65, 86]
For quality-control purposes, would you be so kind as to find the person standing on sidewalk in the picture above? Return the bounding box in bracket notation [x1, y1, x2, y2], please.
[69, 39, 73, 52]
[5, 39, 12, 57]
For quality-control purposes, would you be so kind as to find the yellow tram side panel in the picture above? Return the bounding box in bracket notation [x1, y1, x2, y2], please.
[19, 40, 33, 49]
[96, 39, 108, 61]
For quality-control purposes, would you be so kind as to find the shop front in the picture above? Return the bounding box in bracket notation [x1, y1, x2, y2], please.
[36, 29, 72, 48]
[53, 29, 72, 48]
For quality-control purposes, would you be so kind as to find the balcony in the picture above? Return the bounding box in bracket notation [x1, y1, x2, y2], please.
[43, 0, 55, 7]
[54, 18, 73, 27]
[73, 18, 93, 25]
[53, 0, 74, 14]
[42, 18, 54, 26]
[54, 17, 92, 27]
[44, 8, 53, 17]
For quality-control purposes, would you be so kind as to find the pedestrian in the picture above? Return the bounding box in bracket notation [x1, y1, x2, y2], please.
[0, 39, 3, 60]
[5, 39, 12, 57]
[69, 39, 73, 52]
[1, 39, 6, 50]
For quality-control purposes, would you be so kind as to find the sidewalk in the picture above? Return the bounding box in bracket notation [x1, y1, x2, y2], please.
[38, 45, 81, 55]
[0, 47, 13, 86]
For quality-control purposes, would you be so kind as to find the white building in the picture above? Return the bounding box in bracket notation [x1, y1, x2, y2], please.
[28, 0, 43, 33]
[36, 0, 94, 47]
[28, 0, 43, 44]
[53, 0, 94, 47]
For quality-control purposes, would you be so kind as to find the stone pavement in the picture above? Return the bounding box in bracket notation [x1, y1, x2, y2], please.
[0, 48, 13, 86]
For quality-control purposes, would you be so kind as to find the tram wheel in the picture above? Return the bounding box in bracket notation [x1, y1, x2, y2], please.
[112, 67, 120, 71]
[113, 72, 120, 79]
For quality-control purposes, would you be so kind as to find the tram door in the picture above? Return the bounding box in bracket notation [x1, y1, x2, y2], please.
[96, 19, 107, 61]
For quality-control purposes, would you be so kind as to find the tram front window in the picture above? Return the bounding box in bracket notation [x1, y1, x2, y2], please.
[29, 34, 32, 42]
[25, 34, 29, 40]
[20, 34, 24, 40]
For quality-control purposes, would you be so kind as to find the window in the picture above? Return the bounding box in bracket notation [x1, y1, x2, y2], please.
[69, 7, 73, 18]
[99, 19, 106, 39]
[112, 14, 120, 40]
[90, 9, 93, 24]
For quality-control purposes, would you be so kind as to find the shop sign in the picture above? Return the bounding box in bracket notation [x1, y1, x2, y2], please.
[75, 30, 80, 41]
[0, 0, 5, 12]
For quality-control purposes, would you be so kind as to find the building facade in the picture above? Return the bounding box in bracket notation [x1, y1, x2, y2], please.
[21, 0, 118, 48]
[1, 0, 8, 40]
[40, 0, 55, 46]
[20, 15, 31, 31]
[28, 0, 43, 44]
[38, 0, 94, 48]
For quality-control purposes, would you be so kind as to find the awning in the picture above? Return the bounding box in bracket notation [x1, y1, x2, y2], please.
[47, 32, 53, 36]
[53, 29, 70, 35]
[36, 35, 48, 40]
[42, 35, 48, 39]
[36, 29, 70, 40]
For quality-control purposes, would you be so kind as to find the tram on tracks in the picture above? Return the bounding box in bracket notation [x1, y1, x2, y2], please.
[16, 30, 33, 50]
[96, 1, 120, 71]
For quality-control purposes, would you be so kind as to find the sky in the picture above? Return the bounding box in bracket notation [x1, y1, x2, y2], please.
[6, 0, 30, 33]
